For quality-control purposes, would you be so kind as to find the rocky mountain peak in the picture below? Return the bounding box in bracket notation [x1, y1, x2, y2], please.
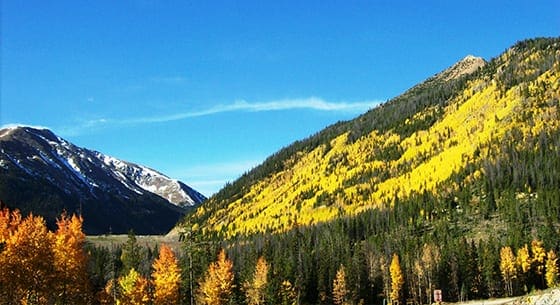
[437, 54, 486, 81]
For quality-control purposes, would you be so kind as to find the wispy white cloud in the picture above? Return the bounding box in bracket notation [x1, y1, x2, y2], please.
[54, 97, 382, 137]
[167, 159, 264, 196]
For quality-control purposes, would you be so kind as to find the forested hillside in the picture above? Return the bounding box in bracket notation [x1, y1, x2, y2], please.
[185, 37, 560, 238]
[176, 37, 560, 305]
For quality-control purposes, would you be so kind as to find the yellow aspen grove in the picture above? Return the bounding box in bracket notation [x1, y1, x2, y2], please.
[53, 213, 91, 304]
[545, 250, 559, 288]
[117, 268, 150, 305]
[244, 256, 270, 305]
[332, 264, 349, 305]
[0, 213, 55, 304]
[197, 249, 235, 305]
[499, 246, 516, 296]
[390, 253, 404, 305]
[152, 244, 181, 305]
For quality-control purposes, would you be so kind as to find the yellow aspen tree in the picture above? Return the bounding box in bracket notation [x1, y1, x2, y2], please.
[516, 243, 531, 293]
[421, 243, 440, 304]
[499, 246, 516, 296]
[516, 244, 531, 275]
[390, 253, 404, 305]
[332, 264, 349, 305]
[244, 256, 270, 305]
[0, 213, 55, 304]
[53, 213, 91, 304]
[197, 249, 235, 305]
[117, 268, 150, 305]
[0, 207, 21, 242]
[531, 240, 547, 275]
[97, 279, 117, 305]
[152, 244, 181, 305]
[280, 280, 297, 305]
[545, 250, 558, 288]
[0, 208, 21, 303]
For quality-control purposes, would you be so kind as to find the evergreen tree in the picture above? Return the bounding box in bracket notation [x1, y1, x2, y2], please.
[121, 230, 143, 275]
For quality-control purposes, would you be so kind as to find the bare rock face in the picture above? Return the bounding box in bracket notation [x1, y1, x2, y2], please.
[0, 126, 206, 234]
[437, 55, 487, 81]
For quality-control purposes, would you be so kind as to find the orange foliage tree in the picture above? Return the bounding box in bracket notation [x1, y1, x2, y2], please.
[0, 207, 93, 304]
[53, 212, 91, 304]
[332, 264, 349, 305]
[244, 256, 270, 305]
[117, 268, 150, 305]
[197, 249, 235, 305]
[0, 210, 55, 304]
[152, 244, 181, 305]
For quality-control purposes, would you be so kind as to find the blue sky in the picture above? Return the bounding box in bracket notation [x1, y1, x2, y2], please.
[2, 1, 559, 196]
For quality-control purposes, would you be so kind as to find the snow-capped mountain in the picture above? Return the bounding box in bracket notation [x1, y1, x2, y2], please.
[0, 126, 206, 234]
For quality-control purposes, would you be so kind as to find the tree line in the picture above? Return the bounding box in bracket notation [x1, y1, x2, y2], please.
[2, 203, 557, 305]
[0, 208, 181, 304]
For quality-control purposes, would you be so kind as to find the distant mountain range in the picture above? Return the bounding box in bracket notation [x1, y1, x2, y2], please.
[0, 126, 206, 234]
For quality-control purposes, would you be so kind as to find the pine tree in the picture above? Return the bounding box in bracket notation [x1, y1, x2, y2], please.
[244, 256, 270, 305]
[197, 249, 235, 305]
[390, 253, 404, 305]
[121, 230, 142, 275]
[545, 250, 558, 288]
[499, 246, 516, 296]
[152, 244, 181, 305]
[333, 264, 349, 305]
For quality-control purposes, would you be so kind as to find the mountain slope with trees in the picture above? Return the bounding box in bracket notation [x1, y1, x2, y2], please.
[185, 37, 560, 239]
[173, 37, 560, 305]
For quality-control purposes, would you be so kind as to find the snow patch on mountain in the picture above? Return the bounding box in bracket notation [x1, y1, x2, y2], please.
[0, 126, 206, 208]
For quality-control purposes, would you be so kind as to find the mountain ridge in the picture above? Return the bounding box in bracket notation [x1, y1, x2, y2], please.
[0, 126, 206, 234]
[182, 37, 560, 238]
